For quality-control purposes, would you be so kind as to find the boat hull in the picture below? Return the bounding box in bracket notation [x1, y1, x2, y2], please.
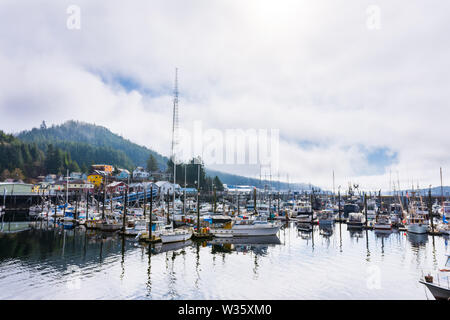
[420, 280, 450, 300]
[373, 223, 392, 230]
[160, 231, 192, 243]
[231, 224, 281, 236]
[406, 224, 428, 234]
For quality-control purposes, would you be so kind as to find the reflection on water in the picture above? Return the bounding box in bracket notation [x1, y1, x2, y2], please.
[0, 222, 448, 299]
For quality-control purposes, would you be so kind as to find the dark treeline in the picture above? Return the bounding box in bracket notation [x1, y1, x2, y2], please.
[0, 130, 87, 181]
[17, 120, 167, 171]
[166, 158, 224, 192]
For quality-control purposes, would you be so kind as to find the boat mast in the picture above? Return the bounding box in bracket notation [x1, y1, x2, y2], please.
[66, 169, 69, 205]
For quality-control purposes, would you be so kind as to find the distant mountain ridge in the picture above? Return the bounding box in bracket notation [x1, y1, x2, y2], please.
[17, 120, 167, 171]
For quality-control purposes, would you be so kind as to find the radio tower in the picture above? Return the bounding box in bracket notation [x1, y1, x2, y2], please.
[171, 68, 179, 216]
[171, 67, 179, 161]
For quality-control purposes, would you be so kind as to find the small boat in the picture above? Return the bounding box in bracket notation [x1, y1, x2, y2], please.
[347, 212, 365, 228]
[97, 214, 123, 232]
[420, 254, 450, 300]
[406, 201, 429, 234]
[373, 214, 392, 230]
[160, 227, 193, 243]
[406, 215, 428, 234]
[318, 209, 335, 226]
[230, 216, 282, 236]
[211, 229, 234, 238]
[123, 219, 147, 236]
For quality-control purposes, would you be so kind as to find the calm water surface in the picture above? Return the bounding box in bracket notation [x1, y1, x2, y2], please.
[0, 223, 448, 299]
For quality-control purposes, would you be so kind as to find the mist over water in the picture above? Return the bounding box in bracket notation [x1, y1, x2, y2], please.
[0, 224, 448, 299]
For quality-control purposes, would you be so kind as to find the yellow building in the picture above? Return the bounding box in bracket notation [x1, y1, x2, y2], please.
[87, 174, 103, 187]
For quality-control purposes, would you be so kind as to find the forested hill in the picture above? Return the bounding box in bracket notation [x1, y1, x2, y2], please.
[17, 120, 168, 171]
[0, 130, 45, 180]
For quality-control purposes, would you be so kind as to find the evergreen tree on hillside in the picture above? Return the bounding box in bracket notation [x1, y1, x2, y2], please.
[146, 154, 159, 172]
[213, 176, 224, 191]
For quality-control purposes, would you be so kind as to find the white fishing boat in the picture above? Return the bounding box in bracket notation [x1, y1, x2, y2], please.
[211, 229, 234, 238]
[318, 209, 335, 226]
[347, 212, 365, 228]
[292, 200, 312, 218]
[97, 213, 123, 232]
[230, 217, 281, 236]
[406, 202, 429, 234]
[406, 216, 428, 234]
[420, 254, 450, 300]
[123, 219, 147, 236]
[160, 227, 193, 243]
[373, 214, 392, 230]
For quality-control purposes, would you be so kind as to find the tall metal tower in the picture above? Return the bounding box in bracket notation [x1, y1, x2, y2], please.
[171, 68, 179, 218]
[171, 67, 179, 162]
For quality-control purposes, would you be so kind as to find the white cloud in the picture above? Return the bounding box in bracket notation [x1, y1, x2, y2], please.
[0, 0, 449, 191]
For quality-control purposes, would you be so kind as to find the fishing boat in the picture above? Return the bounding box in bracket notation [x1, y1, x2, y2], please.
[318, 208, 335, 226]
[406, 202, 429, 234]
[210, 215, 281, 237]
[97, 213, 123, 232]
[160, 227, 193, 243]
[373, 214, 392, 230]
[347, 212, 365, 228]
[419, 254, 450, 300]
[227, 216, 282, 237]
[343, 203, 360, 220]
[123, 219, 147, 236]
[292, 200, 312, 218]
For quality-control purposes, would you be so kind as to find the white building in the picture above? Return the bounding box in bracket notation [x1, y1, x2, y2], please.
[132, 167, 150, 180]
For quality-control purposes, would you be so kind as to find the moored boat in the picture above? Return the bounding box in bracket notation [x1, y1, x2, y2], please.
[160, 227, 193, 243]
[420, 254, 450, 300]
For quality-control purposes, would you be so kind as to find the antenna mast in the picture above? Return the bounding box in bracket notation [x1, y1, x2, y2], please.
[171, 68, 179, 219]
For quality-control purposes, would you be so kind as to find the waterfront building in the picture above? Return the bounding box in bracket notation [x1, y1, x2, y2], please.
[132, 167, 150, 180]
[87, 174, 103, 187]
[91, 164, 113, 175]
[107, 181, 126, 193]
[115, 168, 130, 180]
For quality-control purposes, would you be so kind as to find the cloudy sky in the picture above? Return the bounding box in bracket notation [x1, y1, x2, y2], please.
[0, 0, 449, 191]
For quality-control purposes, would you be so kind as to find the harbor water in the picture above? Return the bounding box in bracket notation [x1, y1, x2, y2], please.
[0, 223, 448, 299]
